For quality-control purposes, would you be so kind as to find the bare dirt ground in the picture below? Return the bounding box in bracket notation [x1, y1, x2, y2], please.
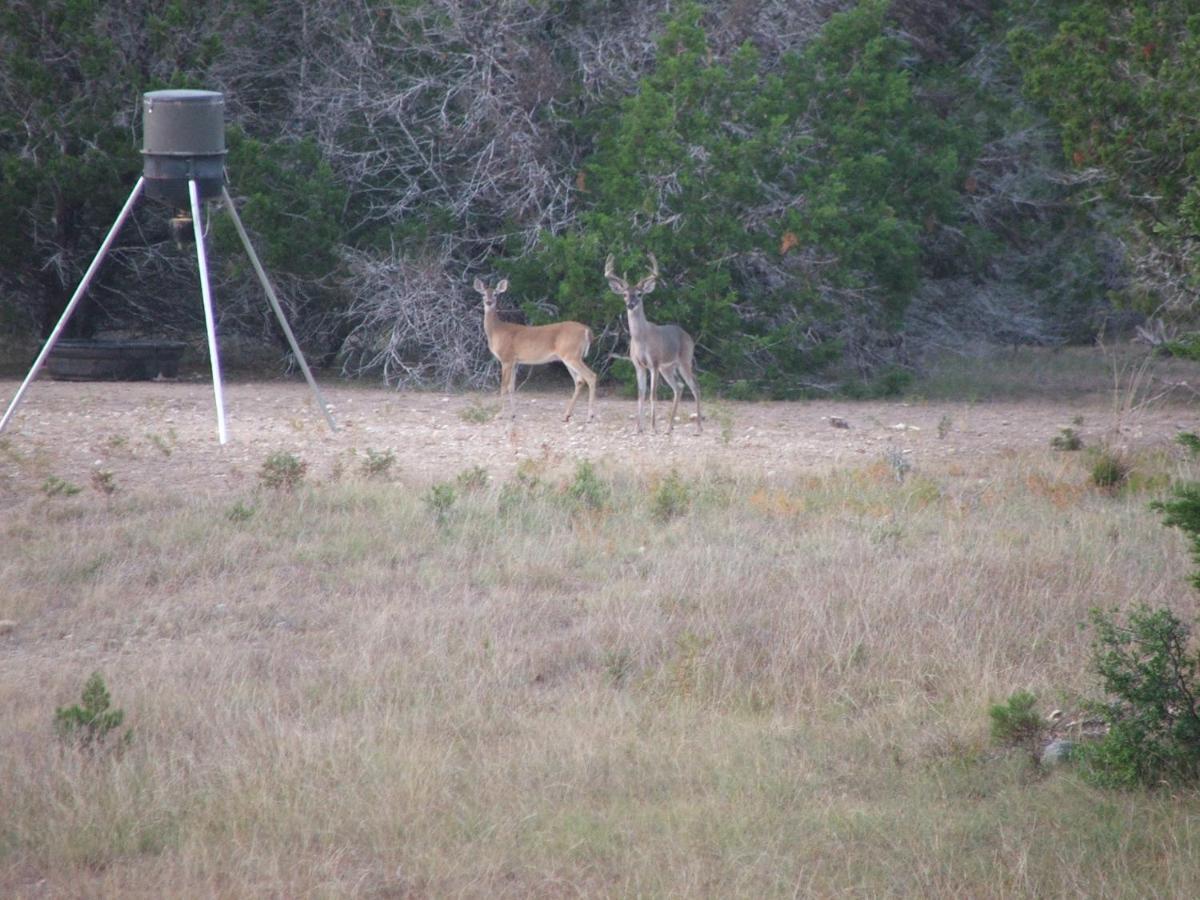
[2, 372, 1195, 508]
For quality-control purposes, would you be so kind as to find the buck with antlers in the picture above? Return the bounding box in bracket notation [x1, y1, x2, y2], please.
[473, 277, 597, 423]
[605, 253, 701, 434]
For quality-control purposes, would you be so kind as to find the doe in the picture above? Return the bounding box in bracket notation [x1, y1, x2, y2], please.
[473, 278, 597, 423]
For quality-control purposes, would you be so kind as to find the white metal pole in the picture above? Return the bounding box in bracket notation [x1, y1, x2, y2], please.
[220, 186, 338, 432]
[0, 177, 146, 435]
[190, 179, 228, 445]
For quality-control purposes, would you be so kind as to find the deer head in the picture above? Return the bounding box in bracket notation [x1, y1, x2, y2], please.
[472, 277, 508, 310]
[605, 253, 658, 312]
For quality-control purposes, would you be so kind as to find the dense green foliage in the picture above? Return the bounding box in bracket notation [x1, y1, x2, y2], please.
[1081, 605, 1200, 788]
[0, 1, 1193, 388]
[1008, 1, 1200, 331]
[511, 2, 973, 393]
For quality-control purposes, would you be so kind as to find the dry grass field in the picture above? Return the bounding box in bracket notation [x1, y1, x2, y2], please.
[2, 346, 1200, 897]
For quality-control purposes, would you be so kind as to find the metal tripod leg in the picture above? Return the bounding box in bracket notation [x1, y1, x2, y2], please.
[0, 177, 146, 435]
[220, 187, 338, 432]
[189, 179, 228, 445]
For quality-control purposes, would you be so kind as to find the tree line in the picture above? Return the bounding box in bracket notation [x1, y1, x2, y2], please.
[1, 1, 1194, 395]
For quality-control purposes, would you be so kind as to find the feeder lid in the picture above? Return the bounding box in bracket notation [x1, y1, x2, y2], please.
[142, 90, 225, 157]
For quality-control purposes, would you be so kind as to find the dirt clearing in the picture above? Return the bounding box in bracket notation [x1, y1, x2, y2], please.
[2, 374, 1193, 507]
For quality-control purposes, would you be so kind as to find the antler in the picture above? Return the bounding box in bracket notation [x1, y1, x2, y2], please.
[646, 253, 659, 280]
[604, 254, 617, 280]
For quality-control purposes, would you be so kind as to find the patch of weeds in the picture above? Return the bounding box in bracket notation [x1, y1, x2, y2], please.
[226, 500, 255, 523]
[667, 631, 710, 699]
[1089, 448, 1130, 490]
[90, 469, 117, 495]
[707, 402, 735, 445]
[566, 460, 609, 511]
[456, 465, 491, 493]
[460, 398, 500, 424]
[424, 482, 457, 525]
[884, 447, 912, 483]
[1051, 427, 1084, 451]
[871, 520, 905, 546]
[937, 414, 952, 440]
[258, 451, 307, 491]
[360, 447, 396, 479]
[604, 648, 635, 687]
[499, 462, 547, 516]
[146, 429, 176, 457]
[650, 469, 691, 521]
[1177, 432, 1200, 457]
[55, 672, 132, 754]
[42, 475, 82, 497]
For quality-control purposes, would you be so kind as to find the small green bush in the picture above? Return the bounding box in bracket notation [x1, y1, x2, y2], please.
[1177, 432, 1200, 457]
[226, 500, 255, 523]
[1090, 449, 1129, 489]
[55, 672, 131, 753]
[460, 398, 500, 424]
[988, 690, 1043, 747]
[90, 469, 117, 495]
[424, 482, 457, 524]
[1152, 482, 1200, 591]
[1079, 605, 1200, 788]
[259, 451, 307, 491]
[361, 447, 396, 478]
[42, 475, 82, 497]
[650, 470, 691, 521]
[1050, 427, 1083, 451]
[456, 465, 490, 493]
[567, 460, 609, 511]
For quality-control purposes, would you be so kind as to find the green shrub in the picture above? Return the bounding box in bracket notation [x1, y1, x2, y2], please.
[460, 398, 500, 424]
[424, 482, 457, 524]
[456, 465, 490, 493]
[259, 451, 307, 491]
[1090, 449, 1129, 489]
[226, 500, 255, 523]
[55, 672, 131, 753]
[1051, 427, 1083, 451]
[41, 475, 82, 497]
[988, 690, 1043, 747]
[650, 470, 691, 521]
[1152, 483, 1200, 591]
[1079, 605, 1200, 788]
[361, 447, 395, 478]
[566, 460, 609, 511]
[1177, 432, 1200, 457]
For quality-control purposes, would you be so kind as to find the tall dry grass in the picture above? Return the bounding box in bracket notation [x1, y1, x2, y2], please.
[2, 444, 1200, 897]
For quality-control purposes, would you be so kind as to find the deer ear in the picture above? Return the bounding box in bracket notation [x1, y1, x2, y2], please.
[635, 276, 656, 295]
[495, 279, 508, 294]
[607, 277, 627, 295]
[473, 277, 485, 294]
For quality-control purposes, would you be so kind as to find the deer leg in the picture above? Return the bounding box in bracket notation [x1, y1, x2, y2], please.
[648, 367, 659, 433]
[501, 362, 517, 419]
[634, 363, 647, 433]
[580, 361, 597, 423]
[679, 360, 702, 434]
[663, 366, 682, 434]
[562, 361, 584, 423]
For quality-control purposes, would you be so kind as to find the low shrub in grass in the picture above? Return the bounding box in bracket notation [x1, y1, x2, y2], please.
[55, 672, 131, 753]
[989, 690, 1044, 748]
[1089, 448, 1129, 489]
[1079, 605, 1200, 788]
[259, 451, 307, 491]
